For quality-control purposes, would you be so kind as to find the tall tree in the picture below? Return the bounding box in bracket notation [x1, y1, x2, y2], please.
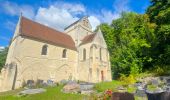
[147, 0, 170, 66]
[100, 12, 156, 78]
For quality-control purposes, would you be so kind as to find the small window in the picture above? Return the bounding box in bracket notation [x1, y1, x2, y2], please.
[62, 49, 67, 58]
[41, 45, 48, 55]
[100, 48, 102, 60]
[83, 48, 86, 60]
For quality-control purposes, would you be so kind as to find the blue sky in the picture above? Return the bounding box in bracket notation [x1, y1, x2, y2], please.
[0, 0, 150, 48]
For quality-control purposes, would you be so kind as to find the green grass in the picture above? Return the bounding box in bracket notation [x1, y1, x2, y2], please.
[94, 80, 137, 93]
[0, 88, 24, 96]
[127, 86, 136, 93]
[0, 86, 84, 100]
[0, 81, 147, 100]
[147, 84, 157, 91]
[94, 80, 122, 92]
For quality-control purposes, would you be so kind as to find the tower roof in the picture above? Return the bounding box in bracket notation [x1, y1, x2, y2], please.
[80, 33, 96, 45]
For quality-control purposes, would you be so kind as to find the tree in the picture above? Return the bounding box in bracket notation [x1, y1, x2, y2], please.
[0, 47, 8, 70]
[100, 12, 156, 78]
[147, 0, 170, 66]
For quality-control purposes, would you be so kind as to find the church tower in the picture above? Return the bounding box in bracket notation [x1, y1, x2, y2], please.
[64, 16, 93, 46]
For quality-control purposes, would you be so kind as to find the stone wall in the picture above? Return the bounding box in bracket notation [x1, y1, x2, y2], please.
[0, 35, 78, 92]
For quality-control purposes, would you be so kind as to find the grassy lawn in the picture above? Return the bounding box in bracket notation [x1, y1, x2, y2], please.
[94, 80, 136, 93]
[0, 86, 84, 100]
[94, 80, 122, 92]
[0, 80, 148, 100]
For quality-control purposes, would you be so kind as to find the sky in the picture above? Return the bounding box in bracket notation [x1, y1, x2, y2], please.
[0, 0, 151, 48]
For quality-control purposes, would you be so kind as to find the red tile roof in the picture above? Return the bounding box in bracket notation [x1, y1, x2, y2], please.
[80, 33, 96, 45]
[20, 17, 76, 50]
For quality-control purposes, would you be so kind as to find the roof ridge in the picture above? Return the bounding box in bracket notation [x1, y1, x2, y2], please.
[21, 16, 72, 38]
[20, 16, 76, 50]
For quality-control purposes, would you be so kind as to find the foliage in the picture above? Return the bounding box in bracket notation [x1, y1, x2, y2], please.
[100, 12, 156, 78]
[147, 0, 170, 67]
[147, 84, 157, 91]
[119, 74, 136, 85]
[99, 0, 170, 78]
[127, 86, 136, 93]
[0, 47, 8, 71]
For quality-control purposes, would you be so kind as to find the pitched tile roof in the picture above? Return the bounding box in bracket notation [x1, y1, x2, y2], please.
[20, 17, 76, 50]
[80, 33, 96, 45]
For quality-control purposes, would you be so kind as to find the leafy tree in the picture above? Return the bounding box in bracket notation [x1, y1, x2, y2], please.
[147, 0, 170, 66]
[100, 12, 156, 78]
[0, 47, 8, 70]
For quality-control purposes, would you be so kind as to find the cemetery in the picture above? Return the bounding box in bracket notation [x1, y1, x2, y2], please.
[0, 76, 170, 100]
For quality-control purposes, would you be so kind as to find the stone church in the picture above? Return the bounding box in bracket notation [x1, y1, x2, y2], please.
[0, 15, 112, 92]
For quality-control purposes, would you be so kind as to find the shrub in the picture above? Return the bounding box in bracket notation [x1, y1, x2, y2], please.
[119, 74, 136, 85]
[155, 66, 164, 75]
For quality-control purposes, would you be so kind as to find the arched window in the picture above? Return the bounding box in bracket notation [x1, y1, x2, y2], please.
[83, 48, 86, 60]
[100, 48, 102, 60]
[62, 49, 67, 58]
[41, 45, 48, 55]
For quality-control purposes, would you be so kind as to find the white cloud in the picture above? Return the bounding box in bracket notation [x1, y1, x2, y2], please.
[54, 2, 86, 14]
[96, 0, 130, 24]
[34, 2, 101, 31]
[114, 0, 130, 13]
[35, 5, 80, 31]
[34, 2, 87, 31]
[1, 1, 35, 19]
[1, 0, 131, 32]
[88, 16, 101, 31]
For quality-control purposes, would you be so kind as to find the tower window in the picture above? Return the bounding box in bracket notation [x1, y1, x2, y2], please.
[83, 48, 86, 60]
[100, 48, 102, 60]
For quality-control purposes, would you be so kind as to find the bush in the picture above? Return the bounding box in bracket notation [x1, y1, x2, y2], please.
[154, 66, 164, 75]
[119, 74, 136, 85]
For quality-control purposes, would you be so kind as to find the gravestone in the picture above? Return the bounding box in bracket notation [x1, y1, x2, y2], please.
[81, 90, 94, 95]
[67, 80, 77, 85]
[166, 79, 170, 84]
[111, 92, 135, 100]
[163, 91, 170, 100]
[135, 82, 143, 87]
[19, 88, 46, 95]
[36, 79, 44, 86]
[60, 79, 68, 85]
[146, 91, 165, 100]
[164, 79, 170, 91]
[27, 80, 34, 88]
[152, 79, 159, 86]
[79, 83, 94, 91]
[135, 88, 146, 97]
[117, 86, 127, 92]
[63, 82, 80, 93]
[47, 80, 55, 86]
